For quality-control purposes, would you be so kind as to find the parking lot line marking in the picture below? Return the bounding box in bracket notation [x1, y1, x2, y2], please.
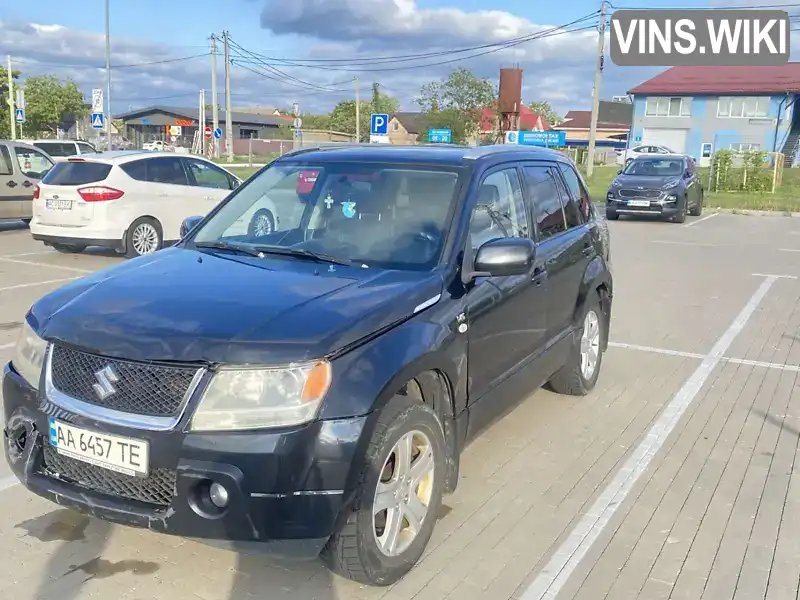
[0, 476, 18, 492]
[752, 273, 798, 279]
[0, 251, 56, 258]
[0, 342, 14, 351]
[520, 275, 779, 600]
[608, 342, 705, 360]
[722, 357, 800, 373]
[779, 248, 800, 253]
[0, 257, 92, 274]
[683, 212, 719, 227]
[652, 240, 721, 247]
[0, 277, 78, 292]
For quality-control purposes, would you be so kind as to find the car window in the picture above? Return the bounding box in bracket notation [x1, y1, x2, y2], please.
[33, 142, 76, 157]
[558, 163, 591, 223]
[0, 146, 13, 176]
[76, 142, 98, 154]
[623, 158, 684, 177]
[42, 161, 112, 185]
[468, 168, 528, 251]
[192, 162, 463, 272]
[14, 147, 54, 179]
[121, 157, 188, 185]
[523, 165, 567, 240]
[184, 159, 234, 190]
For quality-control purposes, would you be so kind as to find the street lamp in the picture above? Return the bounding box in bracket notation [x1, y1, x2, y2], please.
[105, 0, 112, 151]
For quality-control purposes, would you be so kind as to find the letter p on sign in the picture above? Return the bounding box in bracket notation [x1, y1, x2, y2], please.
[371, 114, 389, 135]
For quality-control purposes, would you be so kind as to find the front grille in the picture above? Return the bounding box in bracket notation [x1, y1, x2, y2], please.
[41, 443, 176, 508]
[619, 188, 661, 199]
[50, 345, 200, 418]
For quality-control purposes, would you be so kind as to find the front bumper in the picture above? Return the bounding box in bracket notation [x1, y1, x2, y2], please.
[2, 362, 367, 558]
[605, 194, 683, 218]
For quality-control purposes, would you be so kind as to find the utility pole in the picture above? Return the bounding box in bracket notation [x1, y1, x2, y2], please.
[223, 31, 233, 163]
[7, 55, 15, 140]
[586, 0, 607, 178]
[210, 34, 220, 159]
[199, 89, 206, 155]
[355, 78, 360, 142]
[105, 0, 112, 151]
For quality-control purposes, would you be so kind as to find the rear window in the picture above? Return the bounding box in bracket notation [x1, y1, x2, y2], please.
[42, 161, 112, 185]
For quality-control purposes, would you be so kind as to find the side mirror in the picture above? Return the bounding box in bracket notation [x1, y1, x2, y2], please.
[180, 215, 204, 238]
[617, 169, 623, 174]
[230, 178, 241, 190]
[469, 237, 534, 279]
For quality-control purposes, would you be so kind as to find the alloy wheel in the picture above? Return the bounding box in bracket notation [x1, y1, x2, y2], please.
[253, 213, 273, 236]
[580, 310, 601, 380]
[372, 430, 435, 557]
[132, 223, 159, 255]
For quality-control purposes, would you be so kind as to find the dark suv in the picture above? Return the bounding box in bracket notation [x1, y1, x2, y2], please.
[3, 144, 613, 586]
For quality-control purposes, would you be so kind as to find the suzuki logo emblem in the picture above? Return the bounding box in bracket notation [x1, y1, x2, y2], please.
[92, 365, 119, 400]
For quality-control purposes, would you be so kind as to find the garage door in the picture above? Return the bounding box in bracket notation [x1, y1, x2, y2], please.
[642, 128, 688, 153]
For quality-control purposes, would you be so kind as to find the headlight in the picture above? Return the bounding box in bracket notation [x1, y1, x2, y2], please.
[662, 179, 681, 189]
[12, 320, 48, 390]
[610, 179, 622, 187]
[189, 360, 332, 431]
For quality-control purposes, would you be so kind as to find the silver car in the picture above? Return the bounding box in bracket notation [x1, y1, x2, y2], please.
[0, 140, 55, 223]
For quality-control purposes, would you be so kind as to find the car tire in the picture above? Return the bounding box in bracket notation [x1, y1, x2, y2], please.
[126, 217, 163, 258]
[689, 193, 703, 217]
[548, 294, 605, 396]
[672, 200, 687, 224]
[320, 396, 446, 586]
[52, 243, 86, 254]
[247, 208, 275, 237]
[605, 210, 619, 221]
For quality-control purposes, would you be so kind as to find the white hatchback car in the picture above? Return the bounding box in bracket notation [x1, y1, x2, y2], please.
[30, 151, 278, 258]
[618, 144, 677, 165]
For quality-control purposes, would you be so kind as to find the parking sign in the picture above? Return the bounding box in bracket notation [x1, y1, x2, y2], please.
[370, 114, 389, 136]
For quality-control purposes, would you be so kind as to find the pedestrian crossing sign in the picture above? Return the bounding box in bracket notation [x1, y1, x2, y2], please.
[91, 113, 105, 129]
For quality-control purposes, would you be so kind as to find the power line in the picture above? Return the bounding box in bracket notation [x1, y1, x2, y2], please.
[11, 53, 208, 70]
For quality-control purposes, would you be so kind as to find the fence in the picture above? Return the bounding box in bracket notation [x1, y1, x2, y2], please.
[708, 149, 784, 194]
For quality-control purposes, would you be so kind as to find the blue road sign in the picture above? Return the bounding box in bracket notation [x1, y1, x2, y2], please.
[213, 128, 223, 140]
[370, 114, 389, 136]
[91, 113, 105, 129]
[428, 128, 452, 143]
[516, 131, 566, 147]
[634, 135, 642, 143]
[14, 108, 24, 123]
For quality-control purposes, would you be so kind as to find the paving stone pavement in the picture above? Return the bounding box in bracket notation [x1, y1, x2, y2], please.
[0, 213, 799, 600]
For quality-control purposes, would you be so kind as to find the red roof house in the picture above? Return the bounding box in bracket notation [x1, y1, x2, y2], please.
[479, 103, 551, 133]
[628, 64, 800, 95]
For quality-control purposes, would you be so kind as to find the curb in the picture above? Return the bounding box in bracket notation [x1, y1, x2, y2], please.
[710, 208, 800, 218]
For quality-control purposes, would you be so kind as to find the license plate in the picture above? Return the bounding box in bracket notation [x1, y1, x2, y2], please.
[627, 200, 650, 207]
[48, 418, 149, 477]
[46, 199, 72, 210]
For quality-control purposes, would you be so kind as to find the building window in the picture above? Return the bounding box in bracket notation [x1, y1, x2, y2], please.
[239, 128, 258, 139]
[730, 143, 761, 151]
[717, 97, 770, 118]
[393, 121, 399, 131]
[645, 96, 691, 117]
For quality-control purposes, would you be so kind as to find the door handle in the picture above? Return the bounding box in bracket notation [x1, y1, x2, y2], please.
[6, 181, 17, 188]
[532, 267, 546, 284]
[22, 181, 32, 188]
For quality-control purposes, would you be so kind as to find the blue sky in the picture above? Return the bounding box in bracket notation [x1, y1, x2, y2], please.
[0, 0, 729, 116]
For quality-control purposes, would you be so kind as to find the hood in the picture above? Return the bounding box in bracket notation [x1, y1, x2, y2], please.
[29, 247, 444, 365]
[612, 174, 681, 189]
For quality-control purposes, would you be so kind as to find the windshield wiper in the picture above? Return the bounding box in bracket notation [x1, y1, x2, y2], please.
[249, 245, 352, 266]
[193, 240, 265, 258]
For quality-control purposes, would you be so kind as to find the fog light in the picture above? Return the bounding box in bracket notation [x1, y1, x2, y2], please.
[209, 482, 229, 508]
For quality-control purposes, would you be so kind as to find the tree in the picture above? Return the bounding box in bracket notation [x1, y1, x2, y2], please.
[527, 100, 563, 126]
[417, 67, 495, 144]
[0, 65, 21, 139]
[20, 75, 87, 137]
[328, 83, 399, 141]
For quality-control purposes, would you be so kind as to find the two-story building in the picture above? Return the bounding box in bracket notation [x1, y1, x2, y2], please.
[628, 64, 800, 166]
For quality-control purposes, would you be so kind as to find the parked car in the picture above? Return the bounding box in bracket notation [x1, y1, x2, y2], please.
[29, 151, 250, 257]
[29, 139, 100, 163]
[0, 140, 55, 224]
[4, 144, 613, 586]
[618, 144, 677, 166]
[606, 154, 703, 223]
[143, 140, 172, 152]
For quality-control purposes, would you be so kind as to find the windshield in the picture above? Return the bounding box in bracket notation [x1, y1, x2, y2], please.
[623, 158, 684, 177]
[191, 161, 463, 271]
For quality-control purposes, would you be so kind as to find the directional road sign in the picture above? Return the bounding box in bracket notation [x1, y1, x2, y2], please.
[213, 128, 223, 140]
[505, 130, 566, 146]
[293, 117, 302, 129]
[14, 108, 25, 123]
[91, 113, 105, 129]
[204, 126, 213, 139]
[428, 128, 452, 143]
[370, 114, 389, 136]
